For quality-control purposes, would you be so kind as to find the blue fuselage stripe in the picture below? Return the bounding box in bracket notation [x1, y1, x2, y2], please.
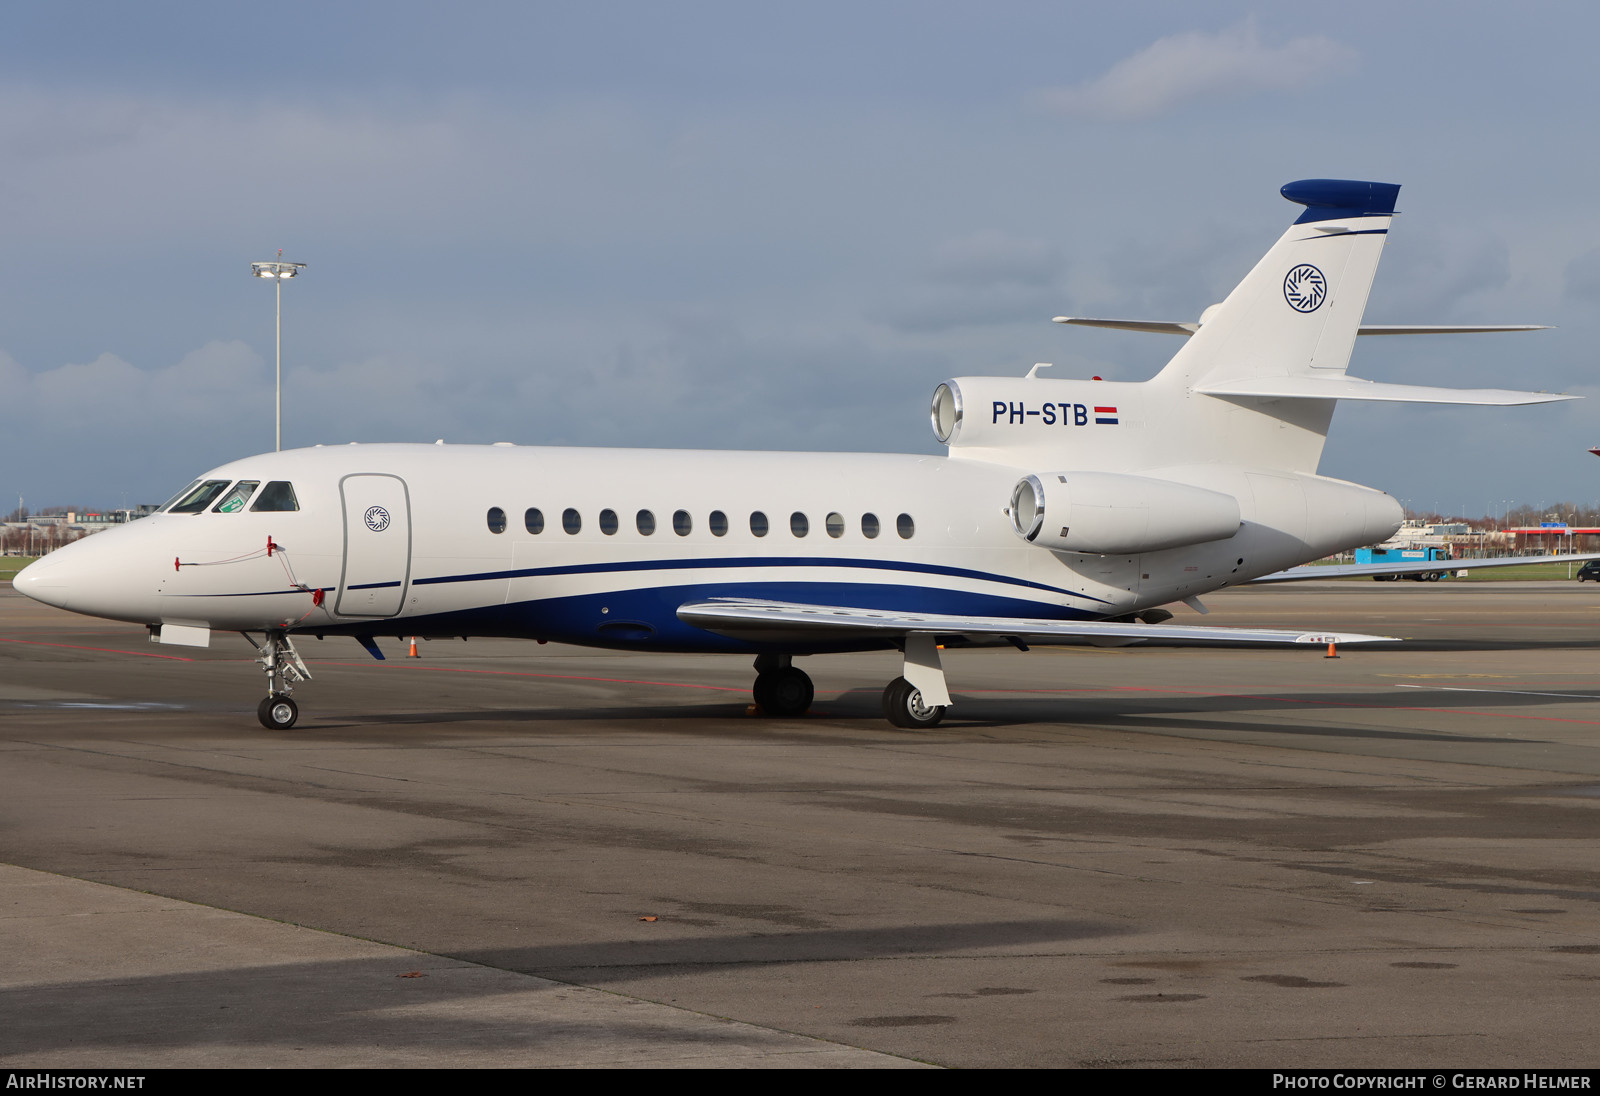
[408, 554, 1108, 604]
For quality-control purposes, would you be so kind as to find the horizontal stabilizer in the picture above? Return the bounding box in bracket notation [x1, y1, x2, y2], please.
[1054, 316, 1550, 337]
[1356, 325, 1551, 335]
[1251, 551, 1600, 584]
[1053, 316, 1199, 335]
[678, 598, 1395, 647]
[1195, 375, 1574, 405]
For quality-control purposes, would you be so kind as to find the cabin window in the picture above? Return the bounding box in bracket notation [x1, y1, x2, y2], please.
[637, 509, 656, 535]
[861, 513, 880, 539]
[487, 507, 507, 534]
[525, 508, 544, 534]
[825, 512, 845, 538]
[250, 481, 299, 512]
[790, 512, 809, 537]
[750, 511, 769, 537]
[599, 509, 619, 535]
[212, 481, 260, 513]
[709, 510, 728, 536]
[673, 509, 693, 536]
[897, 513, 915, 539]
[563, 508, 581, 534]
[169, 480, 232, 514]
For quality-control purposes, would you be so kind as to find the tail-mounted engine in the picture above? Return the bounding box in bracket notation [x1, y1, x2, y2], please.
[1009, 471, 1241, 555]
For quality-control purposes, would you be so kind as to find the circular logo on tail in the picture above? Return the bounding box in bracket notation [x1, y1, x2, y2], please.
[364, 506, 391, 532]
[1283, 264, 1327, 312]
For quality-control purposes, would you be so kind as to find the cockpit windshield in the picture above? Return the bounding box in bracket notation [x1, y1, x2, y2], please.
[167, 480, 233, 514]
[156, 480, 201, 513]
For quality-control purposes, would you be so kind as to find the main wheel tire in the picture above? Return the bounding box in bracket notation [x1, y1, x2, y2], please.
[758, 667, 813, 717]
[882, 677, 945, 728]
[257, 694, 299, 730]
[752, 673, 775, 712]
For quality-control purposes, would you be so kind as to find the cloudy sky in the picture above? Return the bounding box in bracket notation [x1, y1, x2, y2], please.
[3, 1, 1599, 517]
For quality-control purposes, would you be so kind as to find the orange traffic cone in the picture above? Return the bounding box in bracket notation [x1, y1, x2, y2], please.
[408, 637, 419, 658]
[1325, 641, 1338, 659]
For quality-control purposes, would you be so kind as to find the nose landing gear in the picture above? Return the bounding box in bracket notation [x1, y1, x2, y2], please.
[247, 629, 312, 729]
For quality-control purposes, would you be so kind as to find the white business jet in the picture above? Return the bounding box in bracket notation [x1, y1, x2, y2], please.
[15, 179, 1589, 730]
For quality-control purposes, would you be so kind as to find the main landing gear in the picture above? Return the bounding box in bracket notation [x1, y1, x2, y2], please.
[750, 634, 954, 728]
[751, 653, 814, 717]
[881, 634, 949, 728]
[247, 629, 312, 730]
[882, 676, 945, 728]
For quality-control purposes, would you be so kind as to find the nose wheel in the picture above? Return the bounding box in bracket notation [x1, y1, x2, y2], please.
[257, 694, 299, 729]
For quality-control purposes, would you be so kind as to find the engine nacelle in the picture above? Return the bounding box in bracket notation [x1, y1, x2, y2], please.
[1009, 471, 1241, 555]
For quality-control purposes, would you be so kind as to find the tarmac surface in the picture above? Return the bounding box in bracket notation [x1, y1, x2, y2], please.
[3, 579, 1600, 1068]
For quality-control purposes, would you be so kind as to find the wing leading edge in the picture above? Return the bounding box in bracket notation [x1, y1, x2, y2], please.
[677, 598, 1395, 647]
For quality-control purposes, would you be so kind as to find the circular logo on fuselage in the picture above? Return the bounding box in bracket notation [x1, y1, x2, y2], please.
[364, 505, 391, 532]
[1283, 264, 1327, 312]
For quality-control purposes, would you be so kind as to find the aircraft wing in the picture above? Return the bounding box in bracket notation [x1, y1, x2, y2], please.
[677, 598, 1395, 647]
[1250, 552, 1600, 584]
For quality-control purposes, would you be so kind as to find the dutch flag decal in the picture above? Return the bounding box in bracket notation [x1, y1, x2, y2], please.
[1094, 405, 1119, 425]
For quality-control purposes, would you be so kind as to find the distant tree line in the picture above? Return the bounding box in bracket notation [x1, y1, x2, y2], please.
[1404, 504, 1600, 529]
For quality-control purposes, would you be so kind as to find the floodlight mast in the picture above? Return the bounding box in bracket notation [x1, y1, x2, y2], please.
[249, 254, 307, 452]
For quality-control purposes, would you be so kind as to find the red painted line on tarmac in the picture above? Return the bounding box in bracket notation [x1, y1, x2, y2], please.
[0, 636, 195, 661]
[311, 660, 747, 693]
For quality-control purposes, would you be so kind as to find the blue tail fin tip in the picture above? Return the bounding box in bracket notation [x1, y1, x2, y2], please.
[1280, 179, 1401, 224]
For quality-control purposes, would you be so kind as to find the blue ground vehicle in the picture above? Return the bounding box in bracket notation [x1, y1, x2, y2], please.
[1355, 546, 1454, 581]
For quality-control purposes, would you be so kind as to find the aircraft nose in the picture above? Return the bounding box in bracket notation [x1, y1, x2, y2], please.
[13, 554, 73, 611]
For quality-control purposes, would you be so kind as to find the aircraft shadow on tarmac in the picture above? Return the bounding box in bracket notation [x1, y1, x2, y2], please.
[1, 918, 1117, 1057]
[452, 918, 1125, 984]
[296, 682, 1594, 742]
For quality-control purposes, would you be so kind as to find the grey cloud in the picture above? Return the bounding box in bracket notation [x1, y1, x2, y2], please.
[1367, 230, 1511, 320]
[1563, 247, 1600, 304]
[1075, 221, 1258, 319]
[873, 284, 1064, 334]
[927, 232, 1061, 286]
[1034, 19, 1357, 121]
[2, 341, 270, 504]
[873, 231, 1065, 333]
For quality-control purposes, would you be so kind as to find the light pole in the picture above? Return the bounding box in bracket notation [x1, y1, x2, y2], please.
[250, 252, 307, 452]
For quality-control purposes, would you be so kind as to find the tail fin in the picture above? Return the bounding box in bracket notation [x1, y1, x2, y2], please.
[1145, 180, 1398, 473]
[1155, 179, 1399, 390]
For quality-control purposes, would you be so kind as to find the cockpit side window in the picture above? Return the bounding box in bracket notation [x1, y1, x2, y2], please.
[168, 480, 233, 514]
[250, 481, 300, 512]
[212, 481, 260, 513]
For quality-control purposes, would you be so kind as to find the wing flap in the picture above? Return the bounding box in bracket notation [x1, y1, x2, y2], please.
[677, 598, 1395, 646]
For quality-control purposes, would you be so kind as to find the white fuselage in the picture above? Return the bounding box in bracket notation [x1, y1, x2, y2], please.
[17, 441, 1400, 653]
